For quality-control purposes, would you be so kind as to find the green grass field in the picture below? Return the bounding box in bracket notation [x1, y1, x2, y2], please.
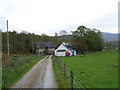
[2, 54, 45, 88]
[52, 56, 67, 88]
[58, 51, 118, 88]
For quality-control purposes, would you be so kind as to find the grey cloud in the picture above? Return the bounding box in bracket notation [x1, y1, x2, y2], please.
[87, 12, 117, 29]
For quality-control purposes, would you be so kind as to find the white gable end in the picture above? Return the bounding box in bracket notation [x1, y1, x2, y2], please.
[55, 44, 67, 51]
[55, 44, 72, 56]
[55, 42, 76, 56]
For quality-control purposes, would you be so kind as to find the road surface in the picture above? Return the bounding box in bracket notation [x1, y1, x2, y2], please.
[11, 55, 57, 88]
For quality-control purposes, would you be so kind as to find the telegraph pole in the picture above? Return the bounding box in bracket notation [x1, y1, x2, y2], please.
[32, 38, 33, 53]
[7, 20, 9, 60]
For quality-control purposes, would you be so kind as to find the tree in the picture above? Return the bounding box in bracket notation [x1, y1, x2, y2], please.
[55, 32, 58, 36]
[85, 30, 97, 51]
[0, 29, 2, 32]
[95, 31, 104, 51]
[71, 25, 104, 53]
[54, 32, 60, 48]
[72, 37, 88, 54]
[41, 33, 49, 42]
[71, 26, 89, 53]
[58, 30, 70, 43]
[59, 30, 68, 36]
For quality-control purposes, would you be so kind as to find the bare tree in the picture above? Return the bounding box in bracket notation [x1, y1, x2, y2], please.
[55, 32, 58, 36]
[22, 30, 30, 34]
[59, 30, 68, 36]
[41, 33, 48, 36]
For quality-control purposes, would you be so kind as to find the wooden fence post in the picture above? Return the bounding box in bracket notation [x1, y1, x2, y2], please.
[71, 70, 73, 89]
[64, 64, 66, 79]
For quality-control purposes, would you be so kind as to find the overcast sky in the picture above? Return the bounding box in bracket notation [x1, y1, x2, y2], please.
[0, 0, 119, 36]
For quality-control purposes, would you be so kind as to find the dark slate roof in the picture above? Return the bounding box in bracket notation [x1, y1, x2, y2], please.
[62, 43, 72, 51]
[36, 42, 56, 49]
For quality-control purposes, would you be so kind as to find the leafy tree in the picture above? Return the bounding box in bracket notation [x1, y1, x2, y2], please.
[85, 30, 97, 51]
[71, 25, 104, 53]
[2, 25, 104, 54]
[72, 26, 89, 53]
[72, 36, 88, 54]
[95, 31, 104, 51]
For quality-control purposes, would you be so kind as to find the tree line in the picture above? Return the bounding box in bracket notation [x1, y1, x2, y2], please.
[2, 31, 58, 54]
[71, 26, 104, 54]
[2, 25, 104, 54]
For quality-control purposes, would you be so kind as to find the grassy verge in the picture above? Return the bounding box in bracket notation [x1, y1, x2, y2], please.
[2, 54, 45, 88]
[52, 56, 67, 88]
[58, 51, 118, 88]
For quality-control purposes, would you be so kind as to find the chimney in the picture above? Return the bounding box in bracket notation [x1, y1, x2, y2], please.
[62, 42, 65, 45]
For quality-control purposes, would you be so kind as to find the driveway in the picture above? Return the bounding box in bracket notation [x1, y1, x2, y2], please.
[11, 55, 57, 88]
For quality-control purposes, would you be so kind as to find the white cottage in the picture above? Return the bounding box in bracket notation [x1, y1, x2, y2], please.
[55, 42, 76, 56]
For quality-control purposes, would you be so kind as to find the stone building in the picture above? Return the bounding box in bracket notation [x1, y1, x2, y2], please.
[36, 42, 55, 55]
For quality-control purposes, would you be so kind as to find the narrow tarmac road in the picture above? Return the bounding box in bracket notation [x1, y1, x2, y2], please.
[12, 55, 57, 88]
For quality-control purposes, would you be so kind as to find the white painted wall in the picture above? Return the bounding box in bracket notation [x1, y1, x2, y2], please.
[55, 43, 77, 56]
[56, 52, 66, 56]
[72, 50, 76, 55]
[55, 44, 66, 56]
[55, 44, 72, 56]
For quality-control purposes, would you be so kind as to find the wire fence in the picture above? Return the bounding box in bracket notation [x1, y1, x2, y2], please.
[53, 55, 89, 89]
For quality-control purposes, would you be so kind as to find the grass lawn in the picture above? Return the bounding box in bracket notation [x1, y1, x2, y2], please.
[52, 56, 67, 88]
[58, 51, 118, 88]
[2, 54, 45, 88]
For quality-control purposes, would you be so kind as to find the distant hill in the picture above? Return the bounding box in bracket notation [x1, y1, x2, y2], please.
[101, 32, 119, 42]
[58, 32, 119, 42]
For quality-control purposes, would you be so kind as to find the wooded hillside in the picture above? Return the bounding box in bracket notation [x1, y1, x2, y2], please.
[2, 25, 105, 54]
[2, 31, 59, 54]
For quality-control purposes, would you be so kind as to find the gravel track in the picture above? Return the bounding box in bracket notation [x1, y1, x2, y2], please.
[11, 55, 57, 88]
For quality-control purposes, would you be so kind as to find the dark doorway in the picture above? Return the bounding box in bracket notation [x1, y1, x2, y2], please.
[45, 46, 48, 55]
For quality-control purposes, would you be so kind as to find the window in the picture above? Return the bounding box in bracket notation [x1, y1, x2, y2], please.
[57, 50, 66, 52]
